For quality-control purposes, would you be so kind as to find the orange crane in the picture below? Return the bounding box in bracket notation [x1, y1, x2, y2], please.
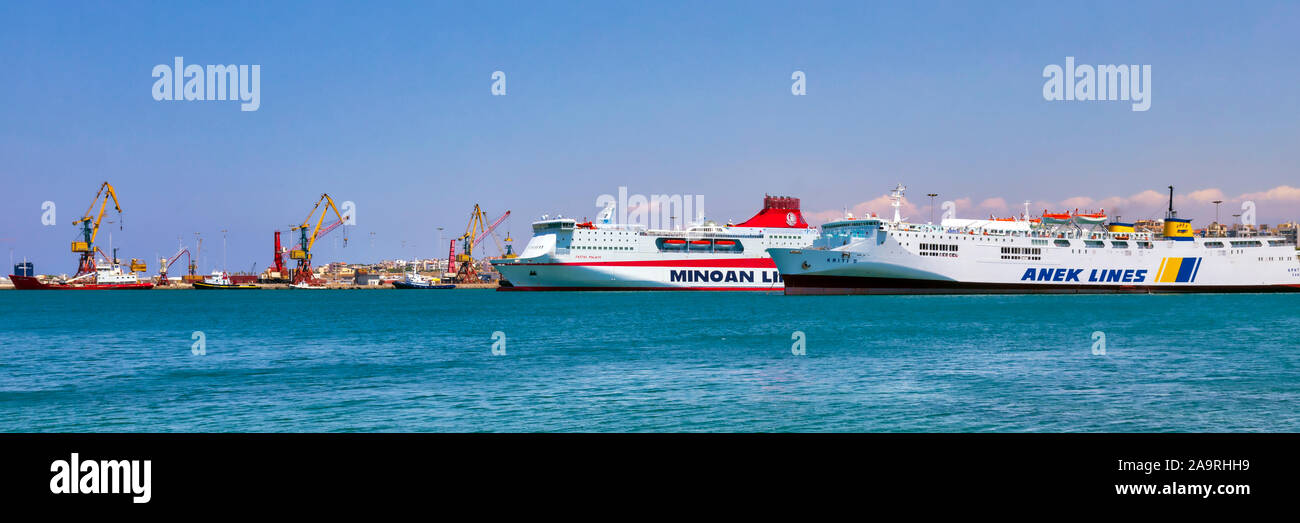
[70, 181, 122, 276]
[288, 193, 348, 285]
[452, 205, 509, 282]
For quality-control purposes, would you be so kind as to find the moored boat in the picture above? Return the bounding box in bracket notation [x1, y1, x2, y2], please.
[10, 260, 154, 290]
[192, 272, 260, 289]
[392, 272, 455, 289]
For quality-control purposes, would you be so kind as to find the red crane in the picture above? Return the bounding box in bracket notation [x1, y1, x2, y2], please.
[157, 247, 193, 286]
[269, 230, 288, 282]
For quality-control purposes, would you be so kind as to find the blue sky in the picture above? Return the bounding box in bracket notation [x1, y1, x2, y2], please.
[3, 1, 1298, 273]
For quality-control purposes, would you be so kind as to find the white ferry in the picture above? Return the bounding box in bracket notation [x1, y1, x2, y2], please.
[492, 195, 818, 290]
[767, 184, 1300, 294]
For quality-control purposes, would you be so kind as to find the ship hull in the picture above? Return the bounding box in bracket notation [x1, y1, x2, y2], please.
[768, 231, 1300, 296]
[782, 274, 1300, 295]
[493, 258, 785, 291]
[392, 281, 455, 289]
[192, 282, 260, 290]
[8, 275, 154, 290]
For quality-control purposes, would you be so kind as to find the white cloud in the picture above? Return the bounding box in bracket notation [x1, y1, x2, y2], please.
[977, 197, 1007, 211]
[1239, 185, 1300, 201]
[807, 195, 918, 224]
[807, 185, 1300, 224]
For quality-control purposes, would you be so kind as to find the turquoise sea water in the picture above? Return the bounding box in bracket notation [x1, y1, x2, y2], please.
[1, 290, 1297, 432]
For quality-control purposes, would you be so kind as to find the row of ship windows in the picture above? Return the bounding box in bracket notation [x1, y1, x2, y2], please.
[573, 246, 634, 251]
[908, 235, 1277, 250]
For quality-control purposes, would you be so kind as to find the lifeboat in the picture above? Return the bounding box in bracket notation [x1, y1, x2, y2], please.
[1073, 209, 1107, 226]
[714, 239, 740, 251]
[660, 239, 686, 250]
[1041, 211, 1073, 225]
[688, 240, 712, 250]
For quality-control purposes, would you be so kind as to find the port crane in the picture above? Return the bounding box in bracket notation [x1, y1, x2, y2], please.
[68, 181, 146, 276]
[70, 181, 122, 276]
[157, 246, 195, 285]
[263, 230, 290, 283]
[288, 193, 349, 285]
[450, 205, 510, 283]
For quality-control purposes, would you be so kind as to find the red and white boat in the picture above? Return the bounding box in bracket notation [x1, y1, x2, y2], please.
[491, 195, 819, 290]
[10, 260, 154, 290]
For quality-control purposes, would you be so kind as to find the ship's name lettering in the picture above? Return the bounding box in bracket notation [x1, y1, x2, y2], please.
[1020, 268, 1149, 283]
[669, 269, 782, 283]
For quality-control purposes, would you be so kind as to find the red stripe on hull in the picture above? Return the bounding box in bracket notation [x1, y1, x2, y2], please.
[500, 258, 776, 268]
[498, 286, 778, 292]
[8, 275, 154, 290]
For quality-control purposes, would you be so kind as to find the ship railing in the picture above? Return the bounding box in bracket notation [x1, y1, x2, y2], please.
[640, 230, 764, 238]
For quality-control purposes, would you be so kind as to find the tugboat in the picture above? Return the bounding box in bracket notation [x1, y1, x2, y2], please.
[193, 271, 259, 290]
[392, 272, 456, 289]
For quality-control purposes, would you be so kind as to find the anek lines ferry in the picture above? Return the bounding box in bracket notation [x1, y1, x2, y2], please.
[767, 185, 1300, 295]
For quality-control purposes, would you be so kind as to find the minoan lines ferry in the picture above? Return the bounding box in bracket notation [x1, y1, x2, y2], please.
[492, 195, 818, 290]
[767, 184, 1300, 295]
